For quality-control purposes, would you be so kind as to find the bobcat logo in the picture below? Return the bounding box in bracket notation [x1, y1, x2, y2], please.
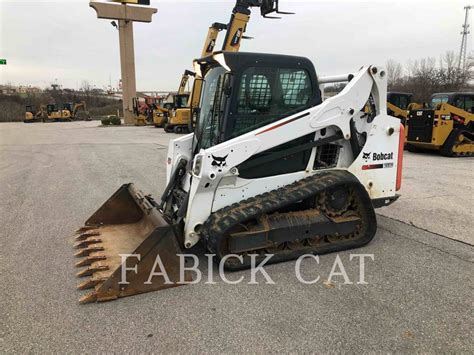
[212, 155, 228, 168]
[362, 152, 371, 160]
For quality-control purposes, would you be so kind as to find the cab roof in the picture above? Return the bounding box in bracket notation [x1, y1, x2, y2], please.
[195, 51, 317, 78]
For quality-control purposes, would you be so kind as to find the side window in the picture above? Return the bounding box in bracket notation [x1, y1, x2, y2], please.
[464, 96, 474, 113]
[431, 96, 449, 108]
[280, 69, 312, 107]
[453, 96, 465, 110]
[399, 96, 409, 110]
[232, 66, 313, 138]
[388, 95, 400, 108]
[237, 72, 272, 114]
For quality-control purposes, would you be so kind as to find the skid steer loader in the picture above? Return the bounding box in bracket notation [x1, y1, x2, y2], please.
[73, 10, 403, 307]
[406, 92, 474, 156]
[74, 51, 404, 304]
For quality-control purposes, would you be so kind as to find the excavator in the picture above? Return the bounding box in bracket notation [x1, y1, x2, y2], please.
[63, 101, 91, 121]
[406, 92, 474, 156]
[73, 0, 403, 304]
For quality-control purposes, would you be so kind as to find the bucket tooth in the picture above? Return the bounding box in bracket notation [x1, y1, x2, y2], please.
[76, 264, 109, 278]
[77, 278, 105, 290]
[79, 292, 98, 304]
[74, 231, 100, 241]
[74, 246, 104, 257]
[75, 226, 97, 234]
[74, 237, 102, 249]
[75, 255, 106, 267]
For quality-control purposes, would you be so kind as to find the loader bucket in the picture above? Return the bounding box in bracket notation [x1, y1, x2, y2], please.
[73, 184, 192, 304]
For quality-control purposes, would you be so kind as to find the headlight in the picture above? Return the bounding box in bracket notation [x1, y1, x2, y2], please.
[193, 155, 203, 176]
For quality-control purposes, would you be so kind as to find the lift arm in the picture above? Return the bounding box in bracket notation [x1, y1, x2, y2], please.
[222, 0, 292, 51]
[189, 0, 292, 122]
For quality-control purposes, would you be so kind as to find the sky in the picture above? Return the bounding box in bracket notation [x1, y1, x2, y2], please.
[0, 0, 472, 91]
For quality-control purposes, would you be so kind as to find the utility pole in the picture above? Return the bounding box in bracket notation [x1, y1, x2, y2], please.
[459, 5, 473, 71]
[90, 1, 157, 124]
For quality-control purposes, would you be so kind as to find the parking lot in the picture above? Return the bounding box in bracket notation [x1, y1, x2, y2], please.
[1, 121, 473, 352]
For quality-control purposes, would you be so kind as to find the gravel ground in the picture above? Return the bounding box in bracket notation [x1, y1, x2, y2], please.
[1, 122, 473, 353]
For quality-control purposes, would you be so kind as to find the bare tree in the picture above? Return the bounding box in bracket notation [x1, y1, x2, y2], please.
[386, 60, 403, 90]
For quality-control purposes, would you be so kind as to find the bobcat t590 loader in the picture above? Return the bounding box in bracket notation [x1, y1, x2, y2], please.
[74, 52, 404, 303]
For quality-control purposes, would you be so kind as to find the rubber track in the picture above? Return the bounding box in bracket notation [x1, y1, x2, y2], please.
[202, 170, 377, 270]
[440, 128, 474, 157]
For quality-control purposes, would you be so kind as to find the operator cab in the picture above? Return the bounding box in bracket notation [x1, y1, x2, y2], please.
[430, 92, 474, 113]
[193, 51, 323, 178]
[173, 94, 189, 109]
[26, 105, 34, 113]
[387, 92, 413, 110]
[47, 104, 57, 114]
[194, 51, 322, 150]
[63, 103, 73, 112]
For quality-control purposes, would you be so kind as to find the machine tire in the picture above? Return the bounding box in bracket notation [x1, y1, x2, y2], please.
[164, 124, 173, 133]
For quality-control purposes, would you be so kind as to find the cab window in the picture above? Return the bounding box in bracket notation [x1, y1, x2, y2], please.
[231, 66, 313, 138]
[399, 96, 410, 110]
[464, 96, 474, 113]
[453, 96, 465, 110]
[431, 95, 449, 108]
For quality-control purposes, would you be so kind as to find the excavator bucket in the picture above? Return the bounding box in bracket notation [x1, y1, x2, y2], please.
[73, 184, 192, 304]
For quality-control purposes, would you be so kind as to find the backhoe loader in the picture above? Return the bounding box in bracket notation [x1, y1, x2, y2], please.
[73, 2, 403, 304]
[406, 92, 473, 156]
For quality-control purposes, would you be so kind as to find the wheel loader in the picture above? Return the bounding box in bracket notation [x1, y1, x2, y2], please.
[73, 3, 403, 305]
[406, 92, 474, 156]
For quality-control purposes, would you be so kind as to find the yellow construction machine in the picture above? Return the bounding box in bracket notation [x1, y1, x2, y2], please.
[40, 104, 72, 122]
[153, 102, 173, 128]
[387, 92, 413, 125]
[133, 96, 166, 126]
[164, 0, 286, 133]
[24, 105, 45, 123]
[406, 92, 474, 156]
[162, 22, 227, 133]
[63, 101, 91, 121]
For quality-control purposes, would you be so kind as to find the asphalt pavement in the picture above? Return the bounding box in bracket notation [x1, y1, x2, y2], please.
[1, 122, 473, 353]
